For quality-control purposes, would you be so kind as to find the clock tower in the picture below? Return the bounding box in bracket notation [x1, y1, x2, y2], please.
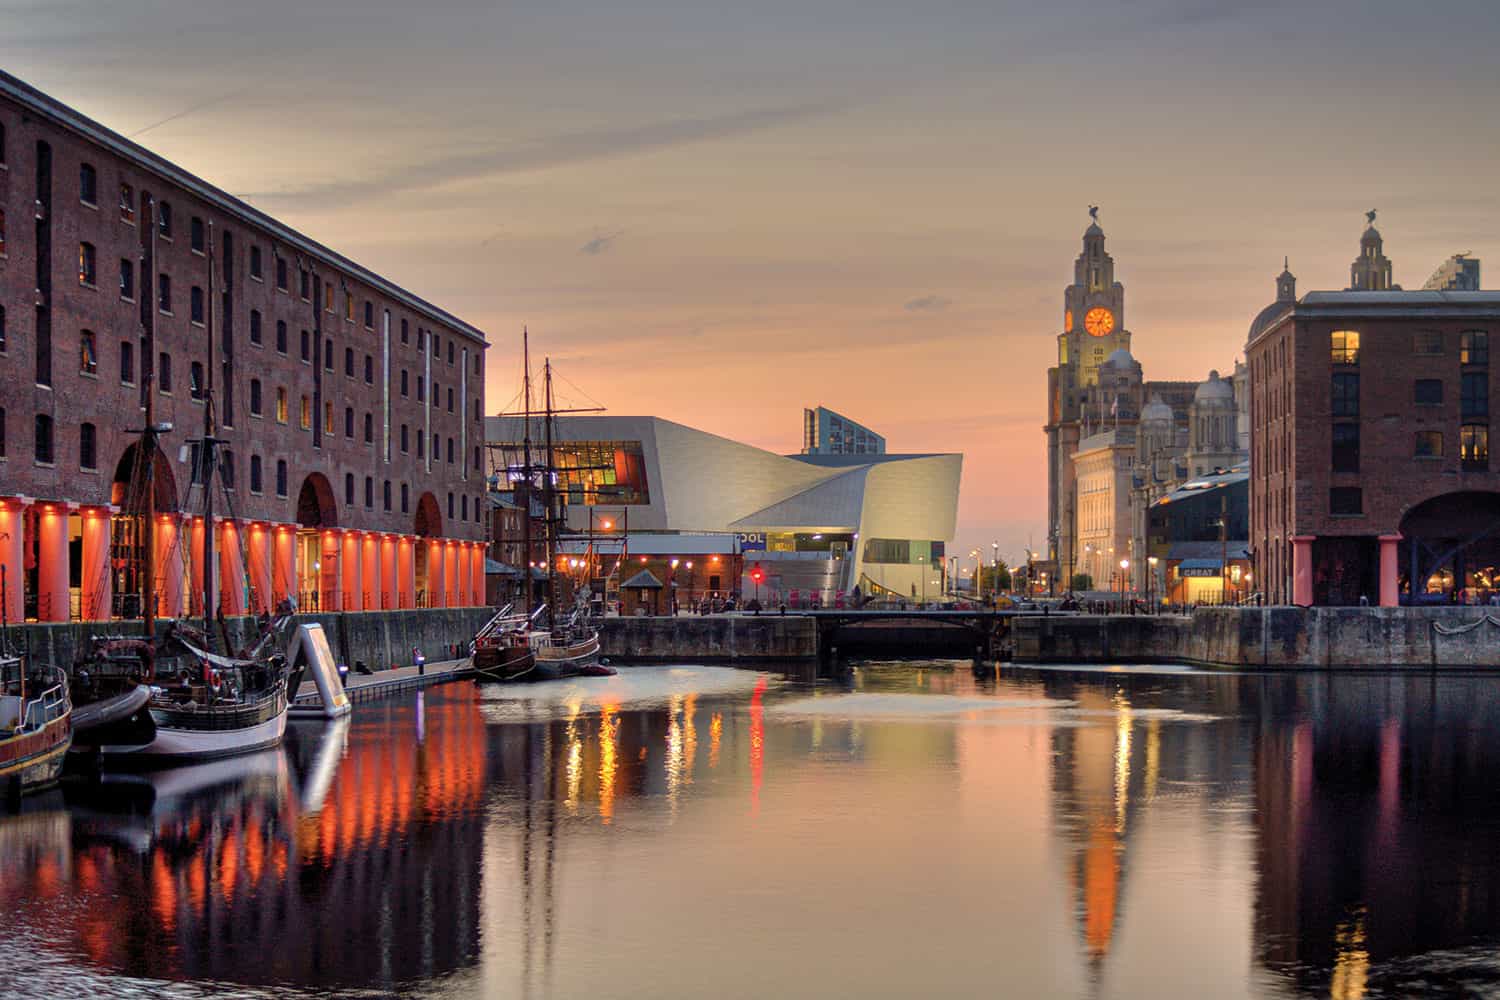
[1045, 210, 1133, 575]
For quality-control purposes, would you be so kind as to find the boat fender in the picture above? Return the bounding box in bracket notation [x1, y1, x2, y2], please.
[208, 668, 222, 693]
[600, 657, 611, 666]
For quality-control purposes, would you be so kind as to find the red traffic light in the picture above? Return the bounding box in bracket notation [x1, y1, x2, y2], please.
[750, 564, 764, 584]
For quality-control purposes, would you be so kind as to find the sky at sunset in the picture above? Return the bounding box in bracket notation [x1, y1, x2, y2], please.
[6, 0, 1498, 562]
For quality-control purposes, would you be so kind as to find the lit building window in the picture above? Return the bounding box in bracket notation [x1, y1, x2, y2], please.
[79, 329, 97, 374]
[1330, 330, 1359, 365]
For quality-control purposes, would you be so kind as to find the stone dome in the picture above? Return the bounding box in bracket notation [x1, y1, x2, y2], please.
[1361, 225, 1382, 244]
[1194, 370, 1234, 402]
[1085, 221, 1105, 239]
[1247, 300, 1292, 342]
[1141, 395, 1174, 424]
[1103, 348, 1135, 369]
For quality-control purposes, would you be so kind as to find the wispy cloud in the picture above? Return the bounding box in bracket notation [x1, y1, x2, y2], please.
[580, 231, 621, 256]
[904, 294, 951, 312]
[247, 102, 838, 209]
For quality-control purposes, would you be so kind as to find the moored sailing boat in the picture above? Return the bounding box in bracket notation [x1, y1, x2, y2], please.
[79, 212, 293, 763]
[473, 332, 611, 682]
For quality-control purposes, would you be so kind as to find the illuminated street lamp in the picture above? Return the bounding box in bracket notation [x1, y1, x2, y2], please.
[1148, 555, 1159, 608]
[1119, 558, 1130, 607]
[670, 558, 681, 615]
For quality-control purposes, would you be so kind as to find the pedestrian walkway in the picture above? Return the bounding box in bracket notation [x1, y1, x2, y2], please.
[291, 657, 472, 710]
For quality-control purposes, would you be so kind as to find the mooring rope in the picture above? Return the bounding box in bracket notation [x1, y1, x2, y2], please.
[1432, 615, 1500, 635]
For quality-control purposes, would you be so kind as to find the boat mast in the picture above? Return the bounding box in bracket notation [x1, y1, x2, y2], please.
[521, 329, 533, 611]
[142, 193, 158, 640]
[201, 222, 219, 646]
[544, 357, 556, 628]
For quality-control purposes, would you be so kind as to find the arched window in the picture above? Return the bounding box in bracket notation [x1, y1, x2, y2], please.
[344, 473, 355, 505]
[250, 309, 262, 345]
[364, 355, 373, 384]
[383, 480, 391, 511]
[344, 407, 354, 438]
[276, 459, 288, 497]
[249, 378, 262, 416]
[34, 414, 54, 464]
[401, 483, 409, 513]
[158, 200, 172, 237]
[345, 347, 354, 377]
[364, 412, 373, 443]
[364, 476, 373, 508]
[190, 361, 205, 400]
[446, 437, 454, 464]
[79, 163, 97, 204]
[400, 424, 409, 453]
[250, 454, 263, 493]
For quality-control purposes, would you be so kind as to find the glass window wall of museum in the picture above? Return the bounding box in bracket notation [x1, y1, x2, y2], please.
[496, 440, 652, 504]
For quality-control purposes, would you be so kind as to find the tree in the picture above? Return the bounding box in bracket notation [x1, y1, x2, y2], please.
[975, 563, 1012, 593]
[1070, 573, 1093, 592]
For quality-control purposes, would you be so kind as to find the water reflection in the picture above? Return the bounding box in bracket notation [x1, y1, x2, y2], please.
[3, 666, 1500, 997]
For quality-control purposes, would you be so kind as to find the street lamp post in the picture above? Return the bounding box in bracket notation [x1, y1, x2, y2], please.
[670, 558, 680, 615]
[1147, 555, 1159, 610]
[1119, 558, 1130, 610]
[991, 541, 999, 605]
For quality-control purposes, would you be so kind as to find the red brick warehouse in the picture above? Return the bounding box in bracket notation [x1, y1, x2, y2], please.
[0, 69, 488, 623]
[1247, 221, 1500, 606]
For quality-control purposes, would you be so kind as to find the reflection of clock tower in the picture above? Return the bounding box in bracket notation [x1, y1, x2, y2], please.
[1045, 212, 1132, 576]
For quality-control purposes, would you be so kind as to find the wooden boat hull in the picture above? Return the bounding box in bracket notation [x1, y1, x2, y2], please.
[531, 634, 613, 680]
[471, 645, 538, 683]
[69, 684, 156, 754]
[0, 715, 72, 794]
[99, 685, 289, 763]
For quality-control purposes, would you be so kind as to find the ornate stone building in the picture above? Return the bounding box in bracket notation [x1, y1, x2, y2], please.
[1044, 213, 1250, 592]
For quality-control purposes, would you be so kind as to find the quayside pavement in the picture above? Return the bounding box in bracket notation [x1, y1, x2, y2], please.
[291, 657, 473, 710]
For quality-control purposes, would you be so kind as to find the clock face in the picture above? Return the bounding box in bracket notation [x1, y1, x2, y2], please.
[1084, 307, 1115, 337]
[1065, 309, 1073, 331]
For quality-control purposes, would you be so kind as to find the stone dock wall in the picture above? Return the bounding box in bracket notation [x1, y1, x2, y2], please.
[1013, 606, 1500, 669]
[8, 607, 494, 672]
[601, 615, 818, 662]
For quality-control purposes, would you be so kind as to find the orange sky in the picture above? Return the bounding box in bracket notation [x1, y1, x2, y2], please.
[7, 0, 1498, 559]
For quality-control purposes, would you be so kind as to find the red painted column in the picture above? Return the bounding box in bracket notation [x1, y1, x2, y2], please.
[321, 529, 342, 612]
[427, 539, 446, 608]
[0, 499, 25, 624]
[37, 502, 71, 622]
[342, 531, 362, 611]
[446, 540, 461, 607]
[399, 537, 415, 608]
[380, 535, 397, 610]
[219, 520, 246, 616]
[247, 523, 272, 614]
[362, 533, 379, 612]
[1378, 533, 1403, 608]
[80, 506, 113, 621]
[472, 543, 486, 606]
[453, 543, 469, 606]
[272, 524, 296, 609]
[187, 516, 206, 617]
[156, 515, 185, 619]
[1292, 535, 1315, 607]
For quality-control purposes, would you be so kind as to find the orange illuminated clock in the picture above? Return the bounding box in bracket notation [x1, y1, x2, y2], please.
[1084, 307, 1115, 337]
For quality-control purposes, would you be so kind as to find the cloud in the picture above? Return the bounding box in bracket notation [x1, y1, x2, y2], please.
[904, 294, 951, 312]
[580, 231, 621, 256]
[247, 101, 839, 209]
